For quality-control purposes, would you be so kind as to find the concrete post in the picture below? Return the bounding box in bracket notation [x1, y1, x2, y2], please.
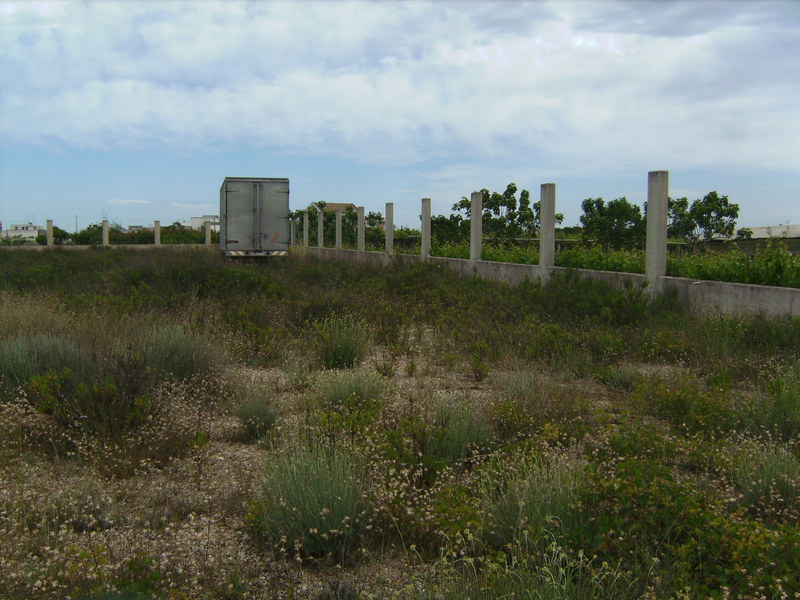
[102, 220, 109, 246]
[384, 203, 393, 255]
[646, 170, 669, 289]
[46, 220, 54, 247]
[357, 206, 365, 252]
[421, 197, 431, 259]
[335, 211, 343, 249]
[316, 206, 324, 249]
[204, 221, 212, 245]
[289, 218, 296, 246]
[539, 183, 556, 278]
[470, 192, 482, 262]
[303, 213, 309, 247]
[154, 221, 161, 246]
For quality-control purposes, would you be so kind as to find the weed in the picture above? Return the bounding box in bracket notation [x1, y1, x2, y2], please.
[479, 450, 587, 550]
[432, 398, 493, 464]
[235, 396, 278, 443]
[734, 442, 800, 523]
[313, 314, 372, 369]
[250, 443, 373, 563]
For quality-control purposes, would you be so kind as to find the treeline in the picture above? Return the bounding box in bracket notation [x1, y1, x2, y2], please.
[295, 184, 750, 252]
[1, 222, 218, 246]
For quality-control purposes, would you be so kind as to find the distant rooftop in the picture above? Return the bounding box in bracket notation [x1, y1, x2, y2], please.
[745, 224, 800, 239]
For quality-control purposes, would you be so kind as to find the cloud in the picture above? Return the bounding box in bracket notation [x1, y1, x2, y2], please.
[168, 202, 214, 210]
[1, 0, 798, 178]
[108, 198, 151, 205]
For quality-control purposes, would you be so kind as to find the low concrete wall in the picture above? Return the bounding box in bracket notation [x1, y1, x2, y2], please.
[658, 276, 799, 318]
[0, 244, 212, 252]
[303, 247, 800, 317]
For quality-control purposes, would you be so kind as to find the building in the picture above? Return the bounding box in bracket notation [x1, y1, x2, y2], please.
[3, 223, 44, 241]
[317, 202, 357, 214]
[745, 224, 800, 239]
[189, 215, 220, 232]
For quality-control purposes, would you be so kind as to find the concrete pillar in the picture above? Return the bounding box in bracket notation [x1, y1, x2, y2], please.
[46, 220, 54, 247]
[357, 206, 365, 252]
[421, 197, 431, 259]
[154, 221, 161, 246]
[539, 183, 556, 278]
[646, 170, 669, 288]
[335, 211, 343, 249]
[102, 220, 109, 246]
[316, 206, 324, 249]
[385, 202, 394, 254]
[303, 213, 309, 247]
[204, 221, 212, 245]
[470, 192, 482, 262]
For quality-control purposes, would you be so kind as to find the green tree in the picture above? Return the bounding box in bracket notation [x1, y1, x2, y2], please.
[668, 191, 740, 248]
[451, 183, 563, 243]
[35, 225, 72, 245]
[580, 197, 645, 250]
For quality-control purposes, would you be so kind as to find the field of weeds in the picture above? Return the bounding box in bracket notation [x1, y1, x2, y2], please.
[0, 247, 799, 600]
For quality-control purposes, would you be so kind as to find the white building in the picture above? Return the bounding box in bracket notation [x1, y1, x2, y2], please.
[745, 224, 800, 239]
[189, 215, 220, 232]
[3, 222, 44, 241]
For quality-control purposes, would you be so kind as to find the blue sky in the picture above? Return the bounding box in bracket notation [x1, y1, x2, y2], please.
[1, 0, 798, 233]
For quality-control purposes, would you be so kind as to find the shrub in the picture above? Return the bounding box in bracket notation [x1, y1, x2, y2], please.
[632, 375, 740, 433]
[479, 451, 586, 550]
[593, 365, 640, 393]
[734, 443, 800, 523]
[235, 396, 278, 442]
[490, 370, 588, 438]
[411, 539, 634, 600]
[312, 371, 385, 438]
[313, 315, 371, 369]
[0, 335, 93, 392]
[136, 323, 222, 382]
[250, 443, 372, 563]
[24, 368, 154, 442]
[747, 360, 800, 441]
[431, 399, 492, 464]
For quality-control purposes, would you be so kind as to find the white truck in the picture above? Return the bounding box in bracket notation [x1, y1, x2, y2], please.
[219, 177, 290, 257]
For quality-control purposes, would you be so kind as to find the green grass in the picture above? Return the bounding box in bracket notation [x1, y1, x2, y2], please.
[250, 442, 373, 563]
[479, 451, 587, 550]
[313, 314, 372, 369]
[2, 248, 800, 598]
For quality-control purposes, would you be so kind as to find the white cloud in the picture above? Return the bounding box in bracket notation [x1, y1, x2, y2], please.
[108, 198, 151, 205]
[1, 0, 798, 178]
[168, 202, 213, 210]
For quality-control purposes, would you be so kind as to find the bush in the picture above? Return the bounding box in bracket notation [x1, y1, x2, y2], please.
[250, 443, 373, 563]
[479, 451, 586, 550]
[313, 315, 371, 369]
[235, 396, 278, 442]
[748, 360, 800, 441]
[135, 323, 222, 383]
[312, 371, 385, 438]
[490, 370, 589, 438]
[734, 443, 800, 523]
[0, 335, 93, 393]
[431, 399, 493, 464]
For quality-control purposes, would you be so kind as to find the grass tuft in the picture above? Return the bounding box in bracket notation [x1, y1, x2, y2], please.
[250, 443, 372, 563]
[313, 315, 371, 369]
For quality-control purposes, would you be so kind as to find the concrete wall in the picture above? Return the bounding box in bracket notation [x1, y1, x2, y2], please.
[303, 246, 799, 317]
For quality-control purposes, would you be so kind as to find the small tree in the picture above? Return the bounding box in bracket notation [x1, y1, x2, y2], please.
[668, 191, 740, 249]
[35, 226, 71, 245]
[451, 183, 562, 243]
[580, 197, 645, 250]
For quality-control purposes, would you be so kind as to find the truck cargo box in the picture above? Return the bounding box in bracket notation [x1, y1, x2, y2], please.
[220, 177, 290, 257]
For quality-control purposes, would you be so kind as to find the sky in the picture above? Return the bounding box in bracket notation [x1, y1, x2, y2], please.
[1, 0, 799, 233]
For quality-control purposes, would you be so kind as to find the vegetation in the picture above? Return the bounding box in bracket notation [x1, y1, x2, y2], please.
[1, 247, 799, 598]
